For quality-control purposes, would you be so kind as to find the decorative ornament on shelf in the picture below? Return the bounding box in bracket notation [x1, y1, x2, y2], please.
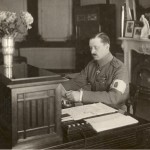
[0, 11, 33, 78]
[140, 14, 150, 39]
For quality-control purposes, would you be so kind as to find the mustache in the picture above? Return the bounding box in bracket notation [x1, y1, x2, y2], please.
[92, 53, 97, 56]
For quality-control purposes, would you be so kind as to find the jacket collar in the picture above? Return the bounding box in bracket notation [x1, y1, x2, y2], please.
[96, 52, 113, 68]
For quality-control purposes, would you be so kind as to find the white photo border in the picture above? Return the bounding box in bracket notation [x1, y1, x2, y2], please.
[124, 20, 135, 38]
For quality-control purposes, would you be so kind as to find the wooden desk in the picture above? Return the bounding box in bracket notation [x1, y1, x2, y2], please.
[0, 64, 67, 149]
[0, 64, 150, 149]
[49, 117, 150, 149]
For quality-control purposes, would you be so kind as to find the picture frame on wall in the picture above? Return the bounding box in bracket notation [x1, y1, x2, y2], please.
[133, 27, 142, 38]
[124, 20, 135, 38]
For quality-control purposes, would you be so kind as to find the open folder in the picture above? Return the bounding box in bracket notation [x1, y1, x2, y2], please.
[62, 102, 117, 121]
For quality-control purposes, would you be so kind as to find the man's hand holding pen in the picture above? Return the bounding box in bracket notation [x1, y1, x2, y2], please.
[61, 84, 83, 108]
[65, 91, 80, 102]
[65, 88, 83, 102]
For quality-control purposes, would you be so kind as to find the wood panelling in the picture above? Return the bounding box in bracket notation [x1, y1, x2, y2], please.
[0, 83, 11, 136]
[0, 69, 66, 149]
[38, 0, 73, 41]
[12, 84, 62, 148]
[20, 48, 75, 69]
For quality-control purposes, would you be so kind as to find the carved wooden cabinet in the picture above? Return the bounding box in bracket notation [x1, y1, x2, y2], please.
[0, 64, 67, 149]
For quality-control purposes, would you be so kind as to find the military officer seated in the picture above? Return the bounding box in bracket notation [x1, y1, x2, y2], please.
[62, 32, 129, 111]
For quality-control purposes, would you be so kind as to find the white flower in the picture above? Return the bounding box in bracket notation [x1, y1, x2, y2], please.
[0, 11, 7, 22]
[6, 12, 17, 23]
[21, 11, 34, 29]
[0, 11, 33, 38]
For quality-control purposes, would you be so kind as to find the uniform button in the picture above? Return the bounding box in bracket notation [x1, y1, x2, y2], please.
[96, 70, 101, 75]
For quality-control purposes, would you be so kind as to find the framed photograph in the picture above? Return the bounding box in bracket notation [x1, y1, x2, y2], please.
[124, 20, 135, 37]
[133, 27, 142, 38]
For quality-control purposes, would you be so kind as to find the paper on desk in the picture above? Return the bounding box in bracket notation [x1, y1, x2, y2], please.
[62, 115, 73, 122]
[62, 102, 117, 120]
[84, 113, 138, 132]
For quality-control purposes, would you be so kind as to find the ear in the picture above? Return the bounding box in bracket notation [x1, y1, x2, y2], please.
[105, 43, 110, 50]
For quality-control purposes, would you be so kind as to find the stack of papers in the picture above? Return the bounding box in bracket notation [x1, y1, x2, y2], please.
[85, 113, 138, 132]
[62, 102, 117, 121]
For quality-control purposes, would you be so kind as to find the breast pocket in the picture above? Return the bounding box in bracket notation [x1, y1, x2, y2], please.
[95, 75, 107, 91]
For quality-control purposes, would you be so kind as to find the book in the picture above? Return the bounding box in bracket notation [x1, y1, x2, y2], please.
[84, 113, 138, 132]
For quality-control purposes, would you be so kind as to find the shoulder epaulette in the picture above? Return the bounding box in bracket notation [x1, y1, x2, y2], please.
[111, 57, 121, 68]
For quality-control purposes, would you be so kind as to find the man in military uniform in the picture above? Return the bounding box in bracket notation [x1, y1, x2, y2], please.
[62, 32, 129, 110]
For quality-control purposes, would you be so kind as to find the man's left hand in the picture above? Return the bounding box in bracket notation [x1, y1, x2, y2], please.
[65, 91, 80, 102]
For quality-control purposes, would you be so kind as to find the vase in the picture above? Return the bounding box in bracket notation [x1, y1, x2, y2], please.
[1, 36, 15, 79]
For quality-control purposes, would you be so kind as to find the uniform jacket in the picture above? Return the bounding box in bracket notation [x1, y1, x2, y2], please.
[62, 52, 129, 110]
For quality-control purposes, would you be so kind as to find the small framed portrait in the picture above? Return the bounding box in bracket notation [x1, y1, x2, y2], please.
[133, 27, 142, 38]
[124, 20, 135, 37]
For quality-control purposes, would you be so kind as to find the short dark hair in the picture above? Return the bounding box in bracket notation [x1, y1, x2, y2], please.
[90, 32, 110, 45]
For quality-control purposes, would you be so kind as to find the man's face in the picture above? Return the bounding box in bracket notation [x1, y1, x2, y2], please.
[89, 37, 109, 60]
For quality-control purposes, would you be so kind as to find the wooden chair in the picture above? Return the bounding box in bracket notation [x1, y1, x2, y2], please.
[126, 83, 137, 114]
[133, 85, 150, 121]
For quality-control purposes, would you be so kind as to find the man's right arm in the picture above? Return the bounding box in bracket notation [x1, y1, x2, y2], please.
[62, 65, 89, 91]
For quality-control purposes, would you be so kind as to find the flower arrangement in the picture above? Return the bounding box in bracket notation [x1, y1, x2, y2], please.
[0, 11, 33, 38]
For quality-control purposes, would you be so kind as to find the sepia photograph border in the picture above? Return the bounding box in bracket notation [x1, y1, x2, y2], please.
[133, 27, 142, 38]
[124, 20, 135, 38]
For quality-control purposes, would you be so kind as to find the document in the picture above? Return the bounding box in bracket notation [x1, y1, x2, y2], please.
[85, 113, 138, 132]
[62, 102, 117, 120]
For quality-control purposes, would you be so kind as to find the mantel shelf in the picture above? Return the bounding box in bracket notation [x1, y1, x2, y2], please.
[118, 37, 150, 42]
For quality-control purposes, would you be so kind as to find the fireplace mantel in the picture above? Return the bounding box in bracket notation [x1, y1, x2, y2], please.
[118, 37, 150, 82]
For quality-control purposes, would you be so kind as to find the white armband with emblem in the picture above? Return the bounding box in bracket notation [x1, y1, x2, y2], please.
[110, 79, 126, 94]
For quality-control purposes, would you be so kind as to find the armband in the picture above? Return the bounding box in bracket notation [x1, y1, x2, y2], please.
[110, 79, 126, 94]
